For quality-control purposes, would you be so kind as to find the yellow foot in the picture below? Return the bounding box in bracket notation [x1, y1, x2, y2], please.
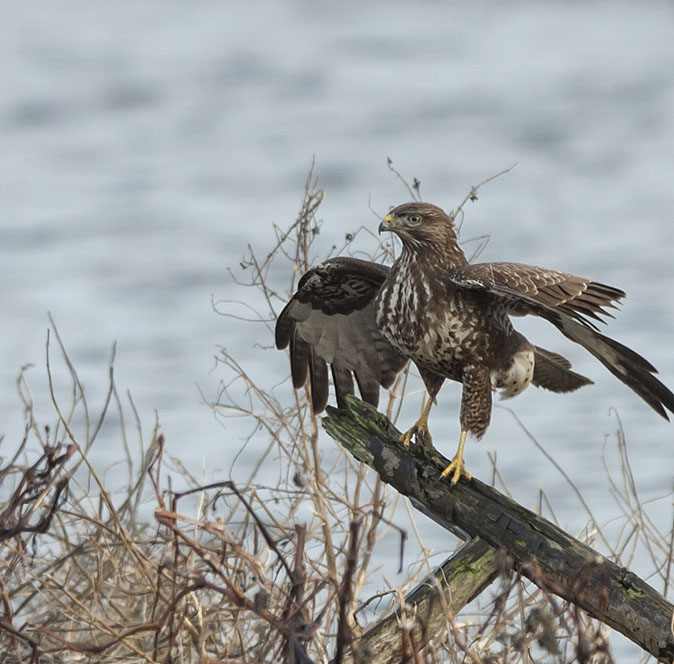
[400, 397, 434, 449]
[439, 429, 471, 485]
[440, 456, 472, 485]
[400, 421, 432, 448]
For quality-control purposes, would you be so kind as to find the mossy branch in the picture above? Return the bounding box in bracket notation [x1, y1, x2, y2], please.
[337, 536, 498, 664]
[323, 396, 674, 663]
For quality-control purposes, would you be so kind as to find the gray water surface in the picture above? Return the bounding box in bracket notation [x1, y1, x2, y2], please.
[2, 2, 674, 658]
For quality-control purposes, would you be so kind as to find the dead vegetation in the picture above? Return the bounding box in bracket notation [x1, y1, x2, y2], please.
[0, 165, 672, 663]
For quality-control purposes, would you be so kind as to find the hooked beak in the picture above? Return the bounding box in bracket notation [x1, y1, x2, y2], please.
[378, 213, 394, 234]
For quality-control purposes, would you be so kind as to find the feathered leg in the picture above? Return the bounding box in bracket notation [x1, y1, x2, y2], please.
[441, 367, 491, 485]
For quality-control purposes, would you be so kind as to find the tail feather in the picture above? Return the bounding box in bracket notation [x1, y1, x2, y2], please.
[532, 346, 593, 393]
[557, 318, 674, 420]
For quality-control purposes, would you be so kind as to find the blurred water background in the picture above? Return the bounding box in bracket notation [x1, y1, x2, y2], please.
[2, 1, 674, 657]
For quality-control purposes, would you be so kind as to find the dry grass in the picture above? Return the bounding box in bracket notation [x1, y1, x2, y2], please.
[1, 164, 671, 663]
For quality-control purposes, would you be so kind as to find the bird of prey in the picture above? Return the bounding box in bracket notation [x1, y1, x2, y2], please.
[275, 202, 674, 483]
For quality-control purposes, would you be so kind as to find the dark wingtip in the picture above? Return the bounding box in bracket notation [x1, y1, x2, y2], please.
[331, 365, 355, 409]
[275, 302, 293, 350]
[275, 323, 290, 350]
[309, 352, 329, 413]
[289, 336, 309, 389]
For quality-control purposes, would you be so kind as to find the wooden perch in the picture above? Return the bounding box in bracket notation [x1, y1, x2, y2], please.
[338, 537, 499, 664]
[323, 396, 674, 664]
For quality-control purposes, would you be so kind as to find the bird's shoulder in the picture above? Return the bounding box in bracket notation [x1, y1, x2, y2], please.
[292, 257, 389, 311]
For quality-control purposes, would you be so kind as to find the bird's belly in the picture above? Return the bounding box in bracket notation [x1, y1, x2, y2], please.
[413, 312, 482, 369]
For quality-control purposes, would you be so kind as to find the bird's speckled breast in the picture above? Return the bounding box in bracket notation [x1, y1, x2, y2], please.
[375, 258, 493, 378]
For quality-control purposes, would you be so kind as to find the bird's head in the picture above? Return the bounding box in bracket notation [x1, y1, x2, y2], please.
[378, 202, 460, 254]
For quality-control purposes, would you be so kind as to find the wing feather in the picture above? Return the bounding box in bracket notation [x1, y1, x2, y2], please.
[331, 363, 355, 408]
[449, 265, 674, 419]
[289, 333, 309, 389]
[455, 262, 624, 330]
[308, 350, 329, 412]
[275, 257, 408, 412]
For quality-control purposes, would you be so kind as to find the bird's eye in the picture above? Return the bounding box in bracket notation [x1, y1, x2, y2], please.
[407, 214, 421, 225]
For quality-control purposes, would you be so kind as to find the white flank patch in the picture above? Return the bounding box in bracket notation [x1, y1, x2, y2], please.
[492, 348, 535, 399]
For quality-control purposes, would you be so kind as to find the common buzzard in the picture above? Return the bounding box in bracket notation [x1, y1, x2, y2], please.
[275, 202, 674, 483]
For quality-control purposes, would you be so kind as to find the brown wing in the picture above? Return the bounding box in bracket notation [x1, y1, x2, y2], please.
[448, 262, 674, 420]
[454, 262, 624, 330]
[275, 257, 408, 412]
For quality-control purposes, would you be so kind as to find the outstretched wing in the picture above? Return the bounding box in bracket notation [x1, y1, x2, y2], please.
[454, 262, 625, 330]
[275, 257, 408, 412]
[449, 262, 674, 420]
